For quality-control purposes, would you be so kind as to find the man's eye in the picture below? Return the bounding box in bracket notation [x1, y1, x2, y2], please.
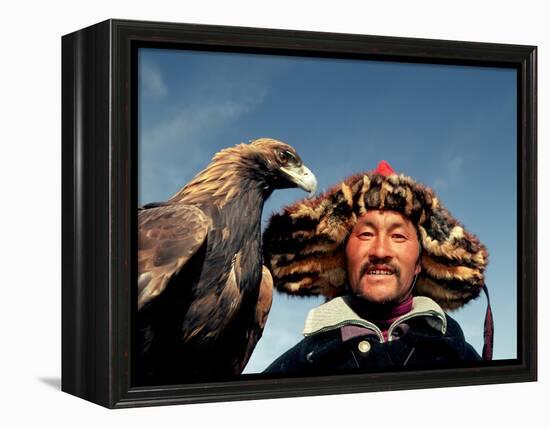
[392, 234, 406, 240]
[359, 232, 373, 238]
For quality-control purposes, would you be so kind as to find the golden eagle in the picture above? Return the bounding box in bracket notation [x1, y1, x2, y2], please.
[135, 138, 317, 385]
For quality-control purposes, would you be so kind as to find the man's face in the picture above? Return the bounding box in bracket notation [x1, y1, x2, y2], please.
[346, 210, 421, 305]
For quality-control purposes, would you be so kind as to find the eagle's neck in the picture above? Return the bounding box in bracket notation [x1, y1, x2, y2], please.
[168, 145, 272, 208]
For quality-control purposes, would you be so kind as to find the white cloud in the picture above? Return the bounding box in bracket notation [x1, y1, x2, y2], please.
[140, 60, 167, 98]
[433, 154, 465, 192]
[139, 78, 269, 203]
[144, 96, 265, 148]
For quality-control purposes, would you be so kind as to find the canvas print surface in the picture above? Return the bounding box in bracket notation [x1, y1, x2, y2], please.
[135, 47, 517, 384]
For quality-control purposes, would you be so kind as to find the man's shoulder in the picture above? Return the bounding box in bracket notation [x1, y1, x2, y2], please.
[441, 312, 467, 339]
[263, 329, 342, 373]
[302, 296, 367, 336]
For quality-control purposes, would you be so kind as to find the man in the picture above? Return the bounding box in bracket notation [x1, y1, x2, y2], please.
[262, 161, 493, 373]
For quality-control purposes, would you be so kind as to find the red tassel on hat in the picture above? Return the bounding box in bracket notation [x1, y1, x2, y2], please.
[372, 160, 396, 177]
[482, 285, 494, 360]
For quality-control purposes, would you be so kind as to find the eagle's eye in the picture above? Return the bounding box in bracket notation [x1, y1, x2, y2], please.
[276, 149, 297, 166]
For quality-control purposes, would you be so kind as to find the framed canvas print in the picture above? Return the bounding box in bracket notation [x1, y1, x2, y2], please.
[61, 19, 537, 408]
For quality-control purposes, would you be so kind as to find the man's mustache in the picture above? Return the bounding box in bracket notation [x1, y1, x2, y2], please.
[359, 261, 401, 279]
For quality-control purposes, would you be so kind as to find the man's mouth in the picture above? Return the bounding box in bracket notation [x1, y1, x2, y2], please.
[361, 264, 398, 277]
[367, 269, 394, 275]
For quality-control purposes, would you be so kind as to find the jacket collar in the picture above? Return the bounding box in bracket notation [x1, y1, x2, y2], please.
[302, 295, 447, 341]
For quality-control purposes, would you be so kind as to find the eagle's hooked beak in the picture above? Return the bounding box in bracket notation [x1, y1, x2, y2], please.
[280, 164, 318, 198]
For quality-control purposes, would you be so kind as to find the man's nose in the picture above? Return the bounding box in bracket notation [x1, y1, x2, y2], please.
[369, 236, 392, 259]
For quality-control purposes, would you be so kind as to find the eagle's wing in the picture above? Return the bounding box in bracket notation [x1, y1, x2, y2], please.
[235, 265, 274, 373]
[137, 204, 210, 310]
[180, 250, 245, 343]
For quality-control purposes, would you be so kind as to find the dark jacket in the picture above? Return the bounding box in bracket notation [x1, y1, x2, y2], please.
[265, 296, 480, 374]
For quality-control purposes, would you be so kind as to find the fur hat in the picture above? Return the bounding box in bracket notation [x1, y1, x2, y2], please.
[263, 160, 489, 311]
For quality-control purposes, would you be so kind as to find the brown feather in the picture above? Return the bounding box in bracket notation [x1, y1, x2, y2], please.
[235, 266, 273, 372]
[137, 204, 210, 310]
[168, 138, 291, 208]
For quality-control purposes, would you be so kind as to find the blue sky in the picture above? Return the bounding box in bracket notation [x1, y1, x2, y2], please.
[138, 48, 517, 373]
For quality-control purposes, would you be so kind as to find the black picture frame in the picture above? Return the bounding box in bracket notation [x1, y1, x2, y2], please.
[61, 18, 537, 408]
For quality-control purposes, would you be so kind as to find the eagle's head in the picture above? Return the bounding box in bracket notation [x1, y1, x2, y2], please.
[248, 138, 318, 197]
[172, 137, 318, 205]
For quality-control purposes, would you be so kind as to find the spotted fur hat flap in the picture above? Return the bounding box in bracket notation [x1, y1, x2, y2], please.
[263, 161, 489, 311]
